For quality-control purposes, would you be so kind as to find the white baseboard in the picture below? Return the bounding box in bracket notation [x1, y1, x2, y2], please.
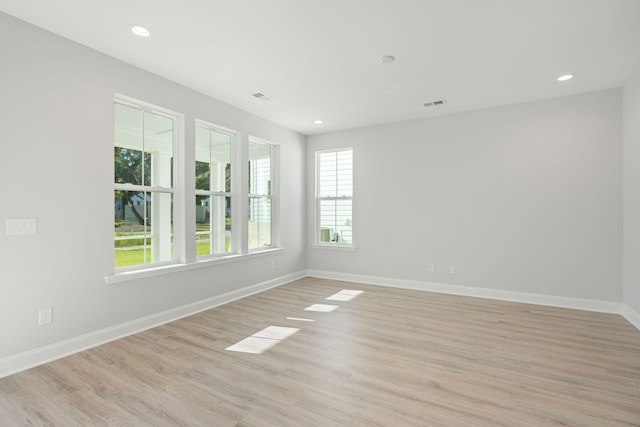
[622, 304, 640, 330]
[306, 269, 624, 314]
[0, 270, 306, 379]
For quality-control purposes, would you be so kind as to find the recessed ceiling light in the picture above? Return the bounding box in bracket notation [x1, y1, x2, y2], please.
[314, 120, 324, 124]
[131, 25, 151, 37]
[380, 55, 395, 64]
[557, 73, 574, 82]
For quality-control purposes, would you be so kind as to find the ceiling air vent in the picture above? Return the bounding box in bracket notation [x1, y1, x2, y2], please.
[251, 92, 274, 101]
[423, 99, 446, 107]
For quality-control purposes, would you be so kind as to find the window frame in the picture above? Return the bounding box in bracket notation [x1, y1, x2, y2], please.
[315, 147, 354, 247]
[248, 137, 276, 252]
[113, 95, 183, 272]
[107, 95, 285, 285]
[194, 120, 237, 258]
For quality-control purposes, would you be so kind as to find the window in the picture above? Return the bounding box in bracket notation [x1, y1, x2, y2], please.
[248, 139, 274, 250]
[108, 95, 282, 284]
[317, 148, 353, 245]
[114, 99, 176, 269]
[195, 123, 234, 257]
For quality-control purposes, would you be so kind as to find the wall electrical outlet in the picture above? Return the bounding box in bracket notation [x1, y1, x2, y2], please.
[428, 263, 435, 273]
[38, 308, 53, 326]
[449, 265, 456, 274]
[270, 259, 276, 270]
[7, 217, 38, 235]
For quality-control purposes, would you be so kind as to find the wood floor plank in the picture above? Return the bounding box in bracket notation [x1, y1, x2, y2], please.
[1, 277, 639, 426]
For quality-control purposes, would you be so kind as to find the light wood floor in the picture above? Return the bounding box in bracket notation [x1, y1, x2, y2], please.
[1, 277, 639, 426]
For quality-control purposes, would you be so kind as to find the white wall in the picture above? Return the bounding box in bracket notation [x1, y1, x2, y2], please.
[308, 89, 623, 302]
[623, 70, 640, 317]
[0, 13, 306, 360]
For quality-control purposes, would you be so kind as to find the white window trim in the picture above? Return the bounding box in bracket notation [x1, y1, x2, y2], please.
[108, 95, 286, 283]
[248, 136, 279, 252]
[315, 147, 354, 247]
[113, 95, 185, 272]
[311, 243, 358, 251]
[105, 247, 284, 285]
[194, 119, 238, 259]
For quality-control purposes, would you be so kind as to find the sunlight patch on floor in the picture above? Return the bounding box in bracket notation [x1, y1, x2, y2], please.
[326, 289, 364, 301]
[226, 326, 300, 354]
[304, 304, 339, 312]
[286, 317, 315, 322]
[227, 290, 362, 354]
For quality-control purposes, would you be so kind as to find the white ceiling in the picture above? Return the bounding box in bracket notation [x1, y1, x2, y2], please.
[1, 0, 640, 135]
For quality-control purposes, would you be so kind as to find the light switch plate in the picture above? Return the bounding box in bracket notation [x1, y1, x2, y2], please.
[7, 218, 38, 235]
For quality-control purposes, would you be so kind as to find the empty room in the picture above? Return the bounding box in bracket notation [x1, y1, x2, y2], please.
[1, 0, 640, 425]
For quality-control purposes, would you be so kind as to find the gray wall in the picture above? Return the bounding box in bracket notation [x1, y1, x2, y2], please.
[623, 70, 640, 314]
[307, 89, 623, 302]
[0, 13, 306, 359]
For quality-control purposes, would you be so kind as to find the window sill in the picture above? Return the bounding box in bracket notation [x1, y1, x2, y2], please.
[311, 244, 357, 251]
[105, 248, 284, 285]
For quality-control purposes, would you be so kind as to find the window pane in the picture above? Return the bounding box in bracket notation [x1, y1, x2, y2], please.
[114, 103, 144, 185]
[336, 150, 353, 197]
[211, 132, 232, 192]
[196, 195, 231, 256]
[114, 147, 146, 185]
[196, 194, 211, 230]
[114, 190, 150, 268]
[318, 152, 336, 198]
[212, 195, 231, 254]
[249, 197, 271, 249]
[248, 140, 273, 250]
[196, 126, 232, 192]
[320, 199, 352, 244]
[195, 161, 210, 191]
[114, 103, 143, 151]
[144, 110, 174, 188]
[318, 150, 352, 198]
[317, 148, 353, 245]
[195, 126, 211, 191]
[147, 192, 174, 263]
[249, 142, 272, 196]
